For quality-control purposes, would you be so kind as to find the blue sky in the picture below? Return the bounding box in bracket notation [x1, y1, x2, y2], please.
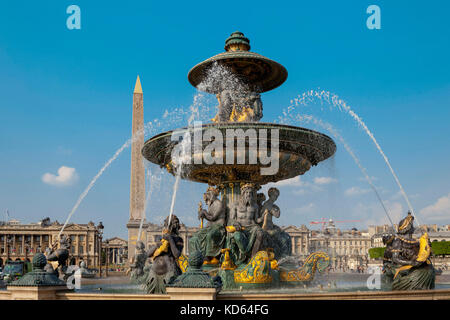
[0, 1, 449, 239]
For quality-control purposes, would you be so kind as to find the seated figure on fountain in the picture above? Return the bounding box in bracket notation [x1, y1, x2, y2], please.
[390, 212, 435, 290]
[142, 215, 184, 294]
[188, 186, 227, 265]
[226, 183, 266, 265]
[258, 187, 292, 259]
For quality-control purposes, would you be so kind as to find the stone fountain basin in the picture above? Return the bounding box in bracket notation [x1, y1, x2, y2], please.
[142, 122, 336, 185]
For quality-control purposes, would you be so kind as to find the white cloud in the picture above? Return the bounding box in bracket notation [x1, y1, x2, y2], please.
[345, 186, 371, 196]
[42, 166, 79, 186]
[264, 176, 336, 196]
[420, 193, 450, 221]
[314, 177, 337, 185]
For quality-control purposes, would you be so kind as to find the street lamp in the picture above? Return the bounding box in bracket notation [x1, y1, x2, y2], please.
[6, 236, 12, 262]
[24, 240, 30, 262]
[96, 222, 104, 277]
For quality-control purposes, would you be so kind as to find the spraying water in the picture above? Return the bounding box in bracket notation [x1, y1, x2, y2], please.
[279, 112, 395, 228]
[289, 90, 418, 225]
[58, 138, 133, 238]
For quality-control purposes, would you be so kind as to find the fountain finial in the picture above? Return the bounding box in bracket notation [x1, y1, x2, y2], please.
[225, 31, 250, 52]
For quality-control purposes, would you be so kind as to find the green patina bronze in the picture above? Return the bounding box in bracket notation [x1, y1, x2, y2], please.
[167, 251, 222, 289]
[8, 253, 66, 287]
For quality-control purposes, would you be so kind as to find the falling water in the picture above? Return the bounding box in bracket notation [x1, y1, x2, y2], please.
[289, 90, 418, 225]
[279, 112, 395, 227]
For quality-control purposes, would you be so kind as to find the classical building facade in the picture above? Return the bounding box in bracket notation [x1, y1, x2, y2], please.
[104, 237, 128, 266]
[282, 225, 310, 256]
[0, 218, 103, 268]
[308, 225, 371, 271]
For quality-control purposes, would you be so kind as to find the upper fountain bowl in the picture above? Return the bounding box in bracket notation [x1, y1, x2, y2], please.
[142, 122, 336, 186]
[188, 31, 288, 94]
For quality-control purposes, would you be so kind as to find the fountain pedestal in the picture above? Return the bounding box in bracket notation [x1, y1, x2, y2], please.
[7, 253, 70, 300]
[166, 287, 219, 300]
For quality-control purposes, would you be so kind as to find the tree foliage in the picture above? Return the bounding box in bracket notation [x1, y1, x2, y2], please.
[369, 247, 386, 259]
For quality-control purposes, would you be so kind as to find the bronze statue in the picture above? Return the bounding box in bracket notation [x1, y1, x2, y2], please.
[227, 183, 265, 264]
[142, 215, 184, 294]
[214, 89, 263, 122]
[258, 187, 291, 258]
[189, 187, 226, 265]
[46, 235, 71, 279]
[128, 241, 148, 283]
[390, 212, 435, 290]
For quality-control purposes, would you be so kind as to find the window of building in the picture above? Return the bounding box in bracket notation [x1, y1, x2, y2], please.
[43, 235, 49, 242]
[79, 246, 84, 254]
[71, 246, 75, 254]
[70, 235, 76, 242]
[79, 235, 85, 241]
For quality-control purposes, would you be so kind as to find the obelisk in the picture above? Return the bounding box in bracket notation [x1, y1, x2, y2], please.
[127, 75, 147, 261]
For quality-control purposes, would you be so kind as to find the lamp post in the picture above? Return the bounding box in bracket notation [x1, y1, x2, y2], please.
[6, 235, 12, 262]
[96, 222, 104, 278]
[105, 240, 109, 277]
[24, 240, 30, 262]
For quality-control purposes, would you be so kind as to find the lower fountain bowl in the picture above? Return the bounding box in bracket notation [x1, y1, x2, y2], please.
[142, 122, 336, 186]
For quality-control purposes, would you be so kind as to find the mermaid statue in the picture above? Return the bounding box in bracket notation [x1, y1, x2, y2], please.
[142, 215, 184, 294]
[389, 212, 435, 290]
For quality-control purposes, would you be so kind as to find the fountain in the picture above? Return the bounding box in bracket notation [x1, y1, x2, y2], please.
[140, 31, 336, 292]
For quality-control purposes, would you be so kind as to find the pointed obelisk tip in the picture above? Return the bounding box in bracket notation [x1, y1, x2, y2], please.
[134, 75, 143, 94]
